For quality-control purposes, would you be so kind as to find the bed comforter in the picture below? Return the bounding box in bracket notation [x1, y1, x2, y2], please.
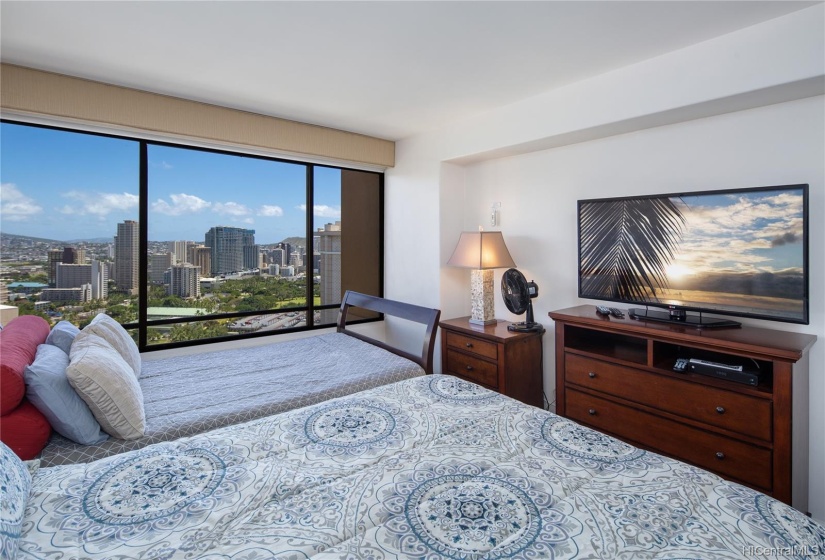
[20, 375, 825, 559]
[39, 333, 424, 467]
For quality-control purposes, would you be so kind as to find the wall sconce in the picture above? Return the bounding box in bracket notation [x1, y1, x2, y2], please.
[447, 230, 516, 325]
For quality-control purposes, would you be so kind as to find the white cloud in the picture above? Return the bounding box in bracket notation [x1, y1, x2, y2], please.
[0, 183, 43, 221]
[213, 201, 251, 216]
[258, 205, 284, 217]
[152, 193, 211, 215]
[297, 204, 341, 219]
[60, 190, 139, 218]
[242, 218, 255, 224]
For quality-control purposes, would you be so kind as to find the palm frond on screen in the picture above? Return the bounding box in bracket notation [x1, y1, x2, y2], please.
[580, 197, 685, 301]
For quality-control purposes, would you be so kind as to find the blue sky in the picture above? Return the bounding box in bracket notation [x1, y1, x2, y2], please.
[1, 122, 341, 243]
[668, 189, 805, 277]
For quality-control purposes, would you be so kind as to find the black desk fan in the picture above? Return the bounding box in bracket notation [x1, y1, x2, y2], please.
[501, 268, 545, 333]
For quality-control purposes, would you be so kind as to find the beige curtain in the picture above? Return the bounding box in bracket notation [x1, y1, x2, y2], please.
[0, 64, 394, 168]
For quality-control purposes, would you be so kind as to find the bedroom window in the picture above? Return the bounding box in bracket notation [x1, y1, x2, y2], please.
[0, 120, 384, 349]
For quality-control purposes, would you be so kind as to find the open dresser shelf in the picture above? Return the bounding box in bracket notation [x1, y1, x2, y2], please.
[549, 305, 817, 511]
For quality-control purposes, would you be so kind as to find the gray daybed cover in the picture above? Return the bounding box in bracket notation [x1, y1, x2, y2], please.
[39, 332, 424, 466]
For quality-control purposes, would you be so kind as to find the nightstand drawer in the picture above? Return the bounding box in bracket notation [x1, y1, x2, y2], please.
[566, 388, 772, 491]
[445, 349, 498, 388]
[445, 331, 498, 361]
[565, 353, 772, 441]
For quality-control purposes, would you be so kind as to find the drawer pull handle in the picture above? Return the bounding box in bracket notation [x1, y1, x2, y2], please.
[716, 406, 726, 414]
[465, 342, 473, 348]
[716, 452, 725, 460]
[466, 365, 474, 371]
[588, 372, 596, 378]
[588, 408, 596, 416]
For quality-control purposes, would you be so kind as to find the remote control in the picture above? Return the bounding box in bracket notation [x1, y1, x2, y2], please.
[596, 306, 611, 316]
[688, 358, 743, 372]
[673, 358, 688, 372]
[609, 307, 625, 318]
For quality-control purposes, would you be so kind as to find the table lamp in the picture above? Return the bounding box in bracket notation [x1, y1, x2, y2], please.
[447, 230, 516, 325]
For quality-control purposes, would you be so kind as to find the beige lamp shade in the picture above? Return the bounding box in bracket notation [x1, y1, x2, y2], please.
[447, 231, 516, 325]
[446, 231, 516, 270]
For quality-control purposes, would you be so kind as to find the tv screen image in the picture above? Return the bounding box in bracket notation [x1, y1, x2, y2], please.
[578, 184, 808, 326]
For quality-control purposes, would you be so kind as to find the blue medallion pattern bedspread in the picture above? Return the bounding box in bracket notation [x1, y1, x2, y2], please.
[18, 375, 825, 559]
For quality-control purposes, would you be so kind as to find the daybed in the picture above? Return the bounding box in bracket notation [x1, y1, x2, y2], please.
[4, 291, 440, 467]
[6, 374, 823, 559]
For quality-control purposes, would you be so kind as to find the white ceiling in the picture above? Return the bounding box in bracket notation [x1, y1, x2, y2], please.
[0, 1, 818, 141]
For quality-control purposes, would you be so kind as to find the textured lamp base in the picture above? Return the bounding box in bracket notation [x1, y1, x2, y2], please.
[469, 269, 497, 325]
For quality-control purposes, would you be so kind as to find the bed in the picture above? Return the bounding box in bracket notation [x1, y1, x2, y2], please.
[8, 374, 823, 560]
[37, 291, 441, 467]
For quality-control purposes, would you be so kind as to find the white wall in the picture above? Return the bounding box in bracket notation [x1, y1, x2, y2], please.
[385, 5, 825, 519]
[465, 95, 825, 515]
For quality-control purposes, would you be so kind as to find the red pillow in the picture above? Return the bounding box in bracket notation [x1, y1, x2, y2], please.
[0, 399, 52, 460]
[0, 315, 50, 415]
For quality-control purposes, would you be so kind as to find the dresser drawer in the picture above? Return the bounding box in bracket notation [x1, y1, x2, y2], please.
[445, 331, 498, 361]
[566, 388, 772, 491]
[445, 349, 498, 388]
[565, 353, 772, 441]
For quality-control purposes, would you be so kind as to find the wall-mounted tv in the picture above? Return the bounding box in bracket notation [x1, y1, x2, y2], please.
[578, 184, 809, 328]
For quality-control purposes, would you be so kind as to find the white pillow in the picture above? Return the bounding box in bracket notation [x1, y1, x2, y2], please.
[67, 331, 146, 440]
[84, 313, 141, 378]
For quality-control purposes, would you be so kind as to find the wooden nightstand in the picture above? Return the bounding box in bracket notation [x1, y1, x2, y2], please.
[439, 317, 544, 408]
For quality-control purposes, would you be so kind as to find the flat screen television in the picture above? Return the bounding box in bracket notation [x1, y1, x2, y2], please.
[578, 184, 809, 328]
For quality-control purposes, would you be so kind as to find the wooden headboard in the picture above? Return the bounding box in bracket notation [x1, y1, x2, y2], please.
[336, 291, 441, 374]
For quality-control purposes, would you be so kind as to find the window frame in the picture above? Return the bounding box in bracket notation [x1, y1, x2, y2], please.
[1, 118, 385, 351]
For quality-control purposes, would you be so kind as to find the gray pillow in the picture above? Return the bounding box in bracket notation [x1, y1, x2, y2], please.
[45, 320, 80, 355]
[24, 344, 108, 445]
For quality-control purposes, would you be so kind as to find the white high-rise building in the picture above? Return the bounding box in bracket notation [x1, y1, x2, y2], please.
[90, 259, 108, 300]
[115, 220, 139, 295]
[168, 264, 200, 298]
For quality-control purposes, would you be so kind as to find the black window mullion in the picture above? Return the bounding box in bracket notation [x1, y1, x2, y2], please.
[306, 164, 315, 328]
[138, 141, 149, 350]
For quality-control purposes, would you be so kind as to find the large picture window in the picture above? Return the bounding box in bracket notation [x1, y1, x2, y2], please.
[0, 121, 383, 349]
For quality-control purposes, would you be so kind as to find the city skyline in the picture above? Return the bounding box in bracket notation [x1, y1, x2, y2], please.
[0, 122, 343, 243]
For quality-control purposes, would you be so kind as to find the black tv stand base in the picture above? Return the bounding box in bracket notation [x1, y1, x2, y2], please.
[628, 307, 741, 329]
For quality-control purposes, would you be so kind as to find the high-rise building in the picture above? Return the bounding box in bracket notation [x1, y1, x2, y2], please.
[188, 245, 212, 277]
[270, 248, 286, 267]
[168, 264, 200, 298]
[204, 226, 255, 275]
[149, 253, 173, 285]
[40, 285, 91, 303]
[47, 249, 63, 287]
[317, 221, 342, 323]
[115, 220, 139, 294]
[56, 263, 91, 289]
[243, 244, 261, 270]
[90, 260, 108, 300]
[168, 241, 192, 264]
[62, 247, 86, 265]
[0, 280, 8, 303]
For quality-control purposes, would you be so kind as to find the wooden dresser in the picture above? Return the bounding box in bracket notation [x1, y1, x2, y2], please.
[549, 305, 816, 511]
[439, 317, 544, 408]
